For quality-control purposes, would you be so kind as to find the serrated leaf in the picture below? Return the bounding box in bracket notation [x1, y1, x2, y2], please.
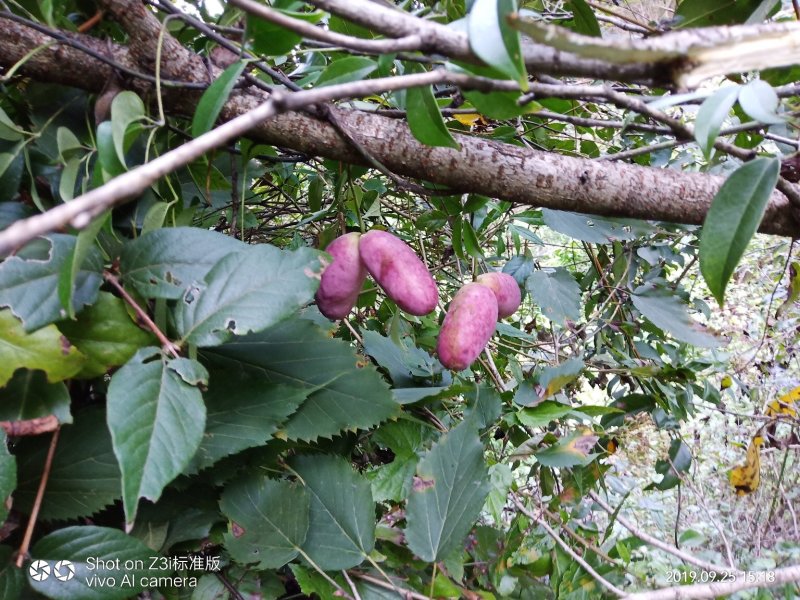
[202, 318, 398, 441]
[694, 86, 739, 158]
[0, 546, 25, 599]
[0, 234, 103, 331]
[738, 79, 784, 125]
[405, 420, 490, 562]
[700, 157, 780, 306]
[175, 245, 324, 347]
[188, 367, 308, 472]
[0, 432, 15, 523]
[631, 285, 720, 347]
[15, 407, 121, 520]
[192, 61, 247, 138]
[0, 309, 85, 387]
[30, 526, 163, 599]
[368, 458, 417, 503]
[502, 253, 535, 287]
[220, 476, 309, 569]
[120, 227, 246, 299]
[111, 91, 145, 166]
[316, 57, 377, 87]
[362, 329, 443, 386]
[107, 348, 207, 525]
[526, 269, 581, 325]
[58, 291, 156, 378]
[0, 369, 71, 423]
[468, 0, 525, 84]
[293, 454, 375, 570]
[290, 564, 338, 600]
[406, 65, 460, 149]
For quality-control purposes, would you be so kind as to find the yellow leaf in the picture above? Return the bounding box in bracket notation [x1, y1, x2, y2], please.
[720, 375, 733, 390]
[766, 385, 800, 417]
[452, 113, 484, 127]
[729, 436, 764, 496]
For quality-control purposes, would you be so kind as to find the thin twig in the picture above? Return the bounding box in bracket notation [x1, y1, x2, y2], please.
[15, 427, 60, 568]
[104, 272, 181, 357]
[342, 570, 363, 600]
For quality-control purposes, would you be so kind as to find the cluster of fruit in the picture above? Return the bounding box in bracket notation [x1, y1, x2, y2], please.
[315, 230, 521, 371]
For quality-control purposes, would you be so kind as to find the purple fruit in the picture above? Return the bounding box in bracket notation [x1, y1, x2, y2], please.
[315, 232, 367, 319]
[477, 272, 522, 318]
[358, 230, 438, 316]
[437, 283, 498, 371]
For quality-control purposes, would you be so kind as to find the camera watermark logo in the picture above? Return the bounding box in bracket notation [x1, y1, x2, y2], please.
[29, 560, 51, 582]
[54, 560, 75, 582]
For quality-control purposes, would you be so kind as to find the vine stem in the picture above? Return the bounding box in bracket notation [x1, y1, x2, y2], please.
[104, 272, 181, 358]
[15, 427, 60, 568]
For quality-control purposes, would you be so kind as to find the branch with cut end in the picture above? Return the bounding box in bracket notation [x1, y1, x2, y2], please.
[0, 415, 59, 436]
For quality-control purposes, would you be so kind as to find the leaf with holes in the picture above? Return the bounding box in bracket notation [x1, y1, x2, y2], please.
[220, 476, 310, 569]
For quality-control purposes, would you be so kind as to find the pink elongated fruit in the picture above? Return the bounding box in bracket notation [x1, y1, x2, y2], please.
[476, 272, 522, 318]
[315, 232, 368, 319]
[358, 230, 438, 316]
[437, 283, 498, 371]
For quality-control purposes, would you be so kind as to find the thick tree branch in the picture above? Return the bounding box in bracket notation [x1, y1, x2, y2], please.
[0, 10, 798, 241]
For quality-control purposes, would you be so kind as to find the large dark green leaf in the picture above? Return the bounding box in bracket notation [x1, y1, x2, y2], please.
[174, 245, 324, 347]
[220, 476, 310, 569]
[119, 227, 246, 300]
[0, 309, 86, 387]
[0, 546, 25, 599]
[58, 292, 156, 378]
[699, 157, 780, 306]
[202, 318, 398, 441]
[405, 420, 490, 562]
[631, 285, 720, 347]
[15, 407, 121, 520]
[406, 65, 460, 149]
[248, 9, 324, 56]
[0, 234, 103, 331]
[0, 432, 14, 524]
[30, 526, 164, 600]
[675, 0, 777, 27]
[567, 0, 601, 36]
[293, 454, 375, 570]
[192, 61, 247, 137]
[316, 57, 377, 87]
[107, 348, 207, 525]
[0, 369, 71, 423]
[526, 269, 581, 325]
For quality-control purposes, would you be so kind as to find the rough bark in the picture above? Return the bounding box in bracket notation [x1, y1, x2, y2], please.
[0, 12, 798, 237]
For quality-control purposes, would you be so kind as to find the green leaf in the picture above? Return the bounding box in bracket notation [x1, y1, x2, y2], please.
[368, 458, 417, 503]
[248, 9, 325, 56]
[316, 57, 377, 87]
[0, 202, 32, 231]
[526, 269, 581, 325]
[0, 107, 24, 141]
[631, 285, 720, 347]
[96, 120, 124, 179]
[111, 91, 145, 166]
[694, 86, 740, 158]
[175, 245, 324, 347]
[676, 0, 778, 27]
[0, 431, 15, 524]
[0, 369, 71, 423]
[567, 0, 601, 36]
[485, 463, 513, 524]
[699, 157, 780, 306]
[502, 253, 535, 287]
[58, 156, 82, 202]
[120, 227, 246, 300]
[450, 62, 536, 119]
[406, 66, 460, 149]
[535, 432, 598, 468]
[0, 309, 85, 387]
[192, 61, 247, 138]
[14, 407, 121, 520]
[220, 476, 310, 569]
[293, 454, 375, 570]
[362, 329, 443, 386]
[30, 526, 163, 600]
[0, 234, 103, 331]
[56, 126, 82, 161]
[517, 401, 573, 428]
[107, 348, 208, 525]
[291, 564, 338, 600]
[468, 0, 525, 85]
[0, 546, 25, 599]
[542, 209, 638, 243]
[58, 213, 107, 319]
[539, 358, 584, 398]
[188, 368, 308, 472]
[465, 383, 502, 429]
[738, 79, 784, 125]
[405, 420, 490, 562]
[203, 318, 398, 441]
[646, 439, 691, 491]
[461, 219, 483, 258]
[58, 292, 156, 379]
